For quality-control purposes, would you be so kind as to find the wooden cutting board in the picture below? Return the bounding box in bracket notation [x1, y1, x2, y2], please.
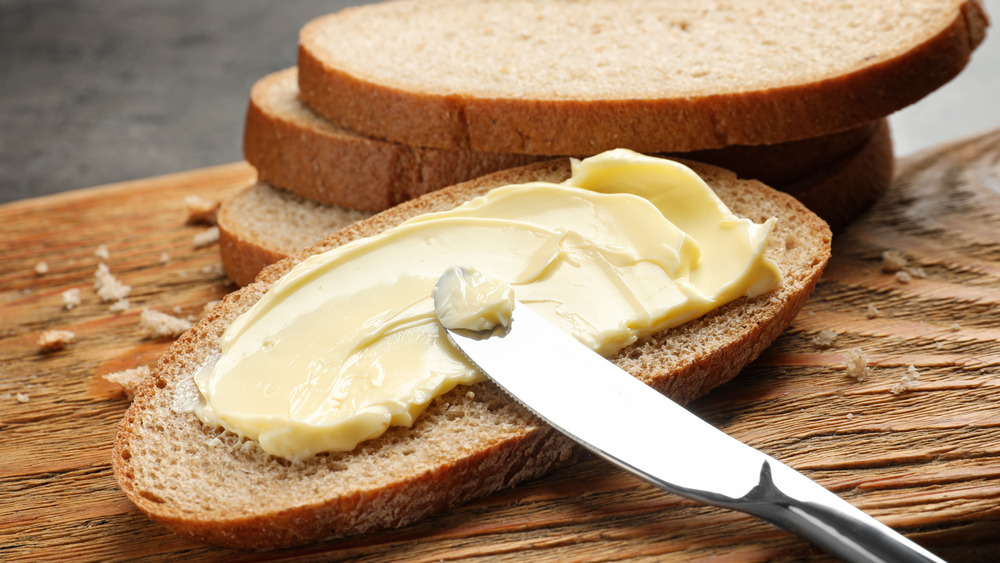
[2, 130, 1000, 561]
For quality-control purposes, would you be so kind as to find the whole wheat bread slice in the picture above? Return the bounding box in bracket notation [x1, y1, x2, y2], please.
[247, 67, 881, 211]
[114, 158, 831, 550]
[298, 0, 986, 155]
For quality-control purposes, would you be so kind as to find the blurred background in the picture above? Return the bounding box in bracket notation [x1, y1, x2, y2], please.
[1, 0, 998, 204]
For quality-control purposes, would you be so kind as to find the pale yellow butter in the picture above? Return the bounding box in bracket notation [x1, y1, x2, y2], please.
[194, 149, 781, 460]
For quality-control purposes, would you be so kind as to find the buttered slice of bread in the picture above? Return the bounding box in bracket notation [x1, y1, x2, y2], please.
[298, 0, 986, 154]
[114, 159, 831, 550]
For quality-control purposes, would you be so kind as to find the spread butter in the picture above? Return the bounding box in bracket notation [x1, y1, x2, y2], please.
[194, 149, 782, 460]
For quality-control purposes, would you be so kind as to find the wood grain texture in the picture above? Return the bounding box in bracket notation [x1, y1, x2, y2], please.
[2, 131, 1000, 561]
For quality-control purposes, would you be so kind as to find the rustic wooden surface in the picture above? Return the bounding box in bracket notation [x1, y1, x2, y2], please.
[3, 130, 1000, 561]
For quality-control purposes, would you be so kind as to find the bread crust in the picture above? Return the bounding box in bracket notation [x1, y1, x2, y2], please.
[114, 159, 831, 550]
[298, 0, 987, 154]
[217, 217, 287, 288]
[784, 120, 895, 233]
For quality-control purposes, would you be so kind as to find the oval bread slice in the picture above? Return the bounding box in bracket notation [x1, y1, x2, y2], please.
[114, 159, 831, 550]
[298, 0, 987, 154]
[247, 67, 881, 211]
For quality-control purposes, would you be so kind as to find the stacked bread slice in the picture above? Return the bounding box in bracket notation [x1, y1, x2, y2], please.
[298, 0, 986, 155]
[220, 0, 987, 287]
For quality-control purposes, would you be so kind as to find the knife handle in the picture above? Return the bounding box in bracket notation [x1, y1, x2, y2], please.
[753, 501, 944, 563]
[707, 460, 946, 563]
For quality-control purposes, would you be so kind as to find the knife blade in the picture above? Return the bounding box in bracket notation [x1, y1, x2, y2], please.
[440, 301, 944, 563]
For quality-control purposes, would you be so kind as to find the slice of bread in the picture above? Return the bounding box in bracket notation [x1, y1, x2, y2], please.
[219, 123, 887, 287]
[114, 158, 831, 550]
[298, 0, 987, 154]
[246, 67, 881, 211]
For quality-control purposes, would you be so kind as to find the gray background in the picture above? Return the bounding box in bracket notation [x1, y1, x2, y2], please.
[2, 0, 998, 204]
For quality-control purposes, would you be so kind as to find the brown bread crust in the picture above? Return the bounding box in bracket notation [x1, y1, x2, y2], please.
[784, 120, 895, 233]
[298, 0, 987, 154]
[677, 122, 881, 189]
[114, 159, 831, 550]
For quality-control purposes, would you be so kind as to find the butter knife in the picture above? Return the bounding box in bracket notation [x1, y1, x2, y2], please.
[440, 301, 945, 563]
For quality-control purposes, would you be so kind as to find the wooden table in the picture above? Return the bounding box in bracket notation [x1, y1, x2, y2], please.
[3, 130, 1000, 561]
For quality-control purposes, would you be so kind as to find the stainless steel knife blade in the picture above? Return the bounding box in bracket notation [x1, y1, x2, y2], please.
[440, 301, 944, 563]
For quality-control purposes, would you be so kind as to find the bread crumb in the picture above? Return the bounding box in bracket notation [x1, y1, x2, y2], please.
[865, 304, 880, 319]
[881, 250, 907, 273]
[160, 252, 171, 265]
[949, 323, 962, 332]
[881, 250, 927, 282]
[811, 329, 838, 348]
[95, 244, 110, 260]
[16, 393, 30, 403]
[62, 288, 81, 310]
[193, 226, 220, 248]
[846, 413, 854, 420]
[200, 264, 224, 277]
[94, 263, 131, 302]
[38, 329, 76, 352]
[34, 261, 49, 275]
[140, 308, 193, 339]
[109, 298, 130, 313]
[185, 194, 221, 225]
[890, 365, 922, 394]
[843, 347, 870, 382]
[103, 365, 150, 399]
[465, 391, 476, 400]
